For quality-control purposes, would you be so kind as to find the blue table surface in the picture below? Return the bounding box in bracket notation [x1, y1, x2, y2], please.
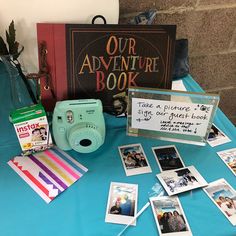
[0, 74, 236, 236]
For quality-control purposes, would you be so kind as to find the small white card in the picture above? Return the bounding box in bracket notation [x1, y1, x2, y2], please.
[172, 80, 187, 91]
[152, 145, 185, 172]
[217, 148, 236, 177]
[150, 196, 192, 236]
[105, 182, 138, 225]
[156, 166, 208, 196]
[207, 124, 231, 147]
[203, 178, 236, 226]
[118, 143, 152, 176]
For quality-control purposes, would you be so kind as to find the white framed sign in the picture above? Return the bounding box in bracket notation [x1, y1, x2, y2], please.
[127, 87, 219, 145]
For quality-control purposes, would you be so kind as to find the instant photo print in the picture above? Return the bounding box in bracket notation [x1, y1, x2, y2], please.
[203, 178, 236, 226]
[207, 124, 231, 147]
[150, 196, 192, 236]
[105, 182, 138, 225]
[118, 144, 152, 176]
[152, 145, 185, 172]
[217, 148, 236, 177]
[157, 166, 208, 196]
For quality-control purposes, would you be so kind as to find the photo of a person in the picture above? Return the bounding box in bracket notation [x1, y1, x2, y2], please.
[173, 210, 186, 231]
[112, 92, 128, 117]
[40, 127, 47, 140]
[133, 152, 148, 167]
[168, 212, 177, 232]
[123, 152, 136, 169]
[31, 128, 42, 141]
[120, 194, 133, 216]
[159, 212, 170, 233]
[110, 199, 122, 215]
[225, 197, 236, 209]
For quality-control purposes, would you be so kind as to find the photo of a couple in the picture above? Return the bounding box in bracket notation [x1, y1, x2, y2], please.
[31, 126, 48, 142]
[105, 182, 138, 226]
[204, 178, 236, 226]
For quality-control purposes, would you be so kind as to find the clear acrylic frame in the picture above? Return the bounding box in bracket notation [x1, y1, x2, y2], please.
[127, 87, 219, 146]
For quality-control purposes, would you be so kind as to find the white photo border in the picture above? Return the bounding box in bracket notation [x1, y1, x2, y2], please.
[203, 178, 236, 226]
[149, 195, 192, 236]
[207, 124, 231, 147]
[156, 165, 208, 196]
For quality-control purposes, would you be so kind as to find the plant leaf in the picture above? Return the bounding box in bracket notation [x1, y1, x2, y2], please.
[0, 36, 9, 55]
[6, 20, 18, 55]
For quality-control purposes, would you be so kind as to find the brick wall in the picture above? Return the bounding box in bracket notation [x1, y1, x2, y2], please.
[119, 0, 236, 124]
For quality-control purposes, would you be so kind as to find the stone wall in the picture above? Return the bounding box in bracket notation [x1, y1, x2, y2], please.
[119, 0, 236, 124]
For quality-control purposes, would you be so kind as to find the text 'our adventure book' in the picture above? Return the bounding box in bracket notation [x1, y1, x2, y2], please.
[37, 24, 176, 114]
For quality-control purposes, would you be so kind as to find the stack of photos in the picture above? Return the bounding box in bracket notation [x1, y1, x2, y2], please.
[207, 124, 231, 147]
[118, 144, 152, 176]
[203, 179, 236, 225]
[150, 196, 192, 236]
[152, 145, 185, 172]
[105, 182, 138, 225]
[157, 166, 208, 196]
[217, 148, 236, 177]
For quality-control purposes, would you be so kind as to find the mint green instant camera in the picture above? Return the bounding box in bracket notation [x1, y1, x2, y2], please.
[52, 99, 105, 153]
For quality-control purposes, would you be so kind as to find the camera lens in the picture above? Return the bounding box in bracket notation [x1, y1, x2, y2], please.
[80, 139, 92, 147]
[68, 122, 104, 153]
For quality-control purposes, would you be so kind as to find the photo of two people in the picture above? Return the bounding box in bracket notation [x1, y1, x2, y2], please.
[204, 179, 236, 226]
[105, 182, 138, 225]
[31, 125, 48, 142]
[109, 186, 136, 217]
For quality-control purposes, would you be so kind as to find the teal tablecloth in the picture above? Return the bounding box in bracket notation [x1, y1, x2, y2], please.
[0, 72, 236, 236]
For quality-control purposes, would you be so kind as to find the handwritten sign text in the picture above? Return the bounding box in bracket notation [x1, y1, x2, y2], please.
[131, 98, 213, 136]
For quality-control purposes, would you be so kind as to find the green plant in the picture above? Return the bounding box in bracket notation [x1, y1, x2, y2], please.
[0, 20, 24, 59]
[0, 20, 37, 104]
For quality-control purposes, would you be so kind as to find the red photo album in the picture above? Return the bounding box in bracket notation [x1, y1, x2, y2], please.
[37, 24, 176, 114]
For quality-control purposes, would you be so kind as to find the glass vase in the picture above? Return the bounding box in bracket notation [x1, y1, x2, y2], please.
[0, 55, 34, 110]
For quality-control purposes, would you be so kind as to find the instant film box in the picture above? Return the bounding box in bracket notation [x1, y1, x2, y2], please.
[10, 104, 53, 155]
